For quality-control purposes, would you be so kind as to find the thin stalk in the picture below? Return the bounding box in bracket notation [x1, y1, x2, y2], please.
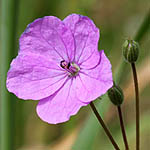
[117, 106, 129, 150]
[131, 63, 140, 150]
[90, 102, 120, 150]
[0, 0, 19, 150]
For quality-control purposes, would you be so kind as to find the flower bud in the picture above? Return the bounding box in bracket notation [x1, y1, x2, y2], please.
[123, 39, 139, 63]
[108, 84, 124, 106]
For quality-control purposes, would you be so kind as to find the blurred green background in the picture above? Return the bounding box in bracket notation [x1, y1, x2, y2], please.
[0, 0, 150, 150]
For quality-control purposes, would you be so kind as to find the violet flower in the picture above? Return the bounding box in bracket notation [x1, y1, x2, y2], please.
[6, 14, 113, 124]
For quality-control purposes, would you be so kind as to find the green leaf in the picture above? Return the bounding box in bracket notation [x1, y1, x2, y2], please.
[0, 0, 19, 150]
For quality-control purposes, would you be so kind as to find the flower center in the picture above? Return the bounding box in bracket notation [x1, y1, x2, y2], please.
[60, 60, 80, 76]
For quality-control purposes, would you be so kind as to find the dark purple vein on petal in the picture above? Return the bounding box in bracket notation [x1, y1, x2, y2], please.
[75, 74, 94, 104]
[38, 77, 70, 104]
[76, 23, 90, 63]
[79, 71, 99, 80]
[20, 72, 67, 82]
[54, 23, 71, 61]
[70, 17, 78, 62]
[80, 51, 102, 70]
[79, 71, 112, 83]
[39, 18, 65, 60]
[78, 74, 90, 94]
[18, 74, 69, 95]
[62, 78, 74, 118]
[78, 48, 96, 66]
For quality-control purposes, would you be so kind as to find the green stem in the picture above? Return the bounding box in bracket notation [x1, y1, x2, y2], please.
[90, 102, 120, 150]
[131, 63, 140, 150]
[117, 106, 129, 150]
[0, 0, 19, 150]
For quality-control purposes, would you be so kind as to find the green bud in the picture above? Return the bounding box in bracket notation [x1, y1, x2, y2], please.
[108, 84, 124, 106]
[123, 39, 139, 63]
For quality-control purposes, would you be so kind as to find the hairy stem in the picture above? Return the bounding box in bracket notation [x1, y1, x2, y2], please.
[90, 102, 120, 150]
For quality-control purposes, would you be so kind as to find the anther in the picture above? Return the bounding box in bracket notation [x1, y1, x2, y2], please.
[60, 60, 67, 69]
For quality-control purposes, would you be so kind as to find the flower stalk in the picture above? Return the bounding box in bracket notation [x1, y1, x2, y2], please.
[90, 102, 120, 150]
[108, 83, 129, 150]
[131, 63, 140, 150]
[117, 106, 129, 150]
[122, 38, 140, 150]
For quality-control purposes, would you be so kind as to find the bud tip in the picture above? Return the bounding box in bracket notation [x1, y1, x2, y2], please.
[123, 39, 139, 63]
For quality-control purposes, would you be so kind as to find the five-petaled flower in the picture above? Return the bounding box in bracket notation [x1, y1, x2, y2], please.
[6, 14, 113, 124]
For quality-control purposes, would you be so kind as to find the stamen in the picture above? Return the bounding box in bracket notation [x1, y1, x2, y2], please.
[60, 60, 80, 76]
[67, 62, 71, 69]
[60, 60, 68, 69]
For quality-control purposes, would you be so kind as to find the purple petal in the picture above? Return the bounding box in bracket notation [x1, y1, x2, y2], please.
[7, 52, 68, 100]
[19, 16, 75, 62]
[63, 14, 99, 64]
[79, 49, 102, 70]
[36, 79, 87, 124]
[75, 50, 113, 102]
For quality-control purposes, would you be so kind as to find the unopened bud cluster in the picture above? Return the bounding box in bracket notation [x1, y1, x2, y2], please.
[123, 39, 139, 63]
